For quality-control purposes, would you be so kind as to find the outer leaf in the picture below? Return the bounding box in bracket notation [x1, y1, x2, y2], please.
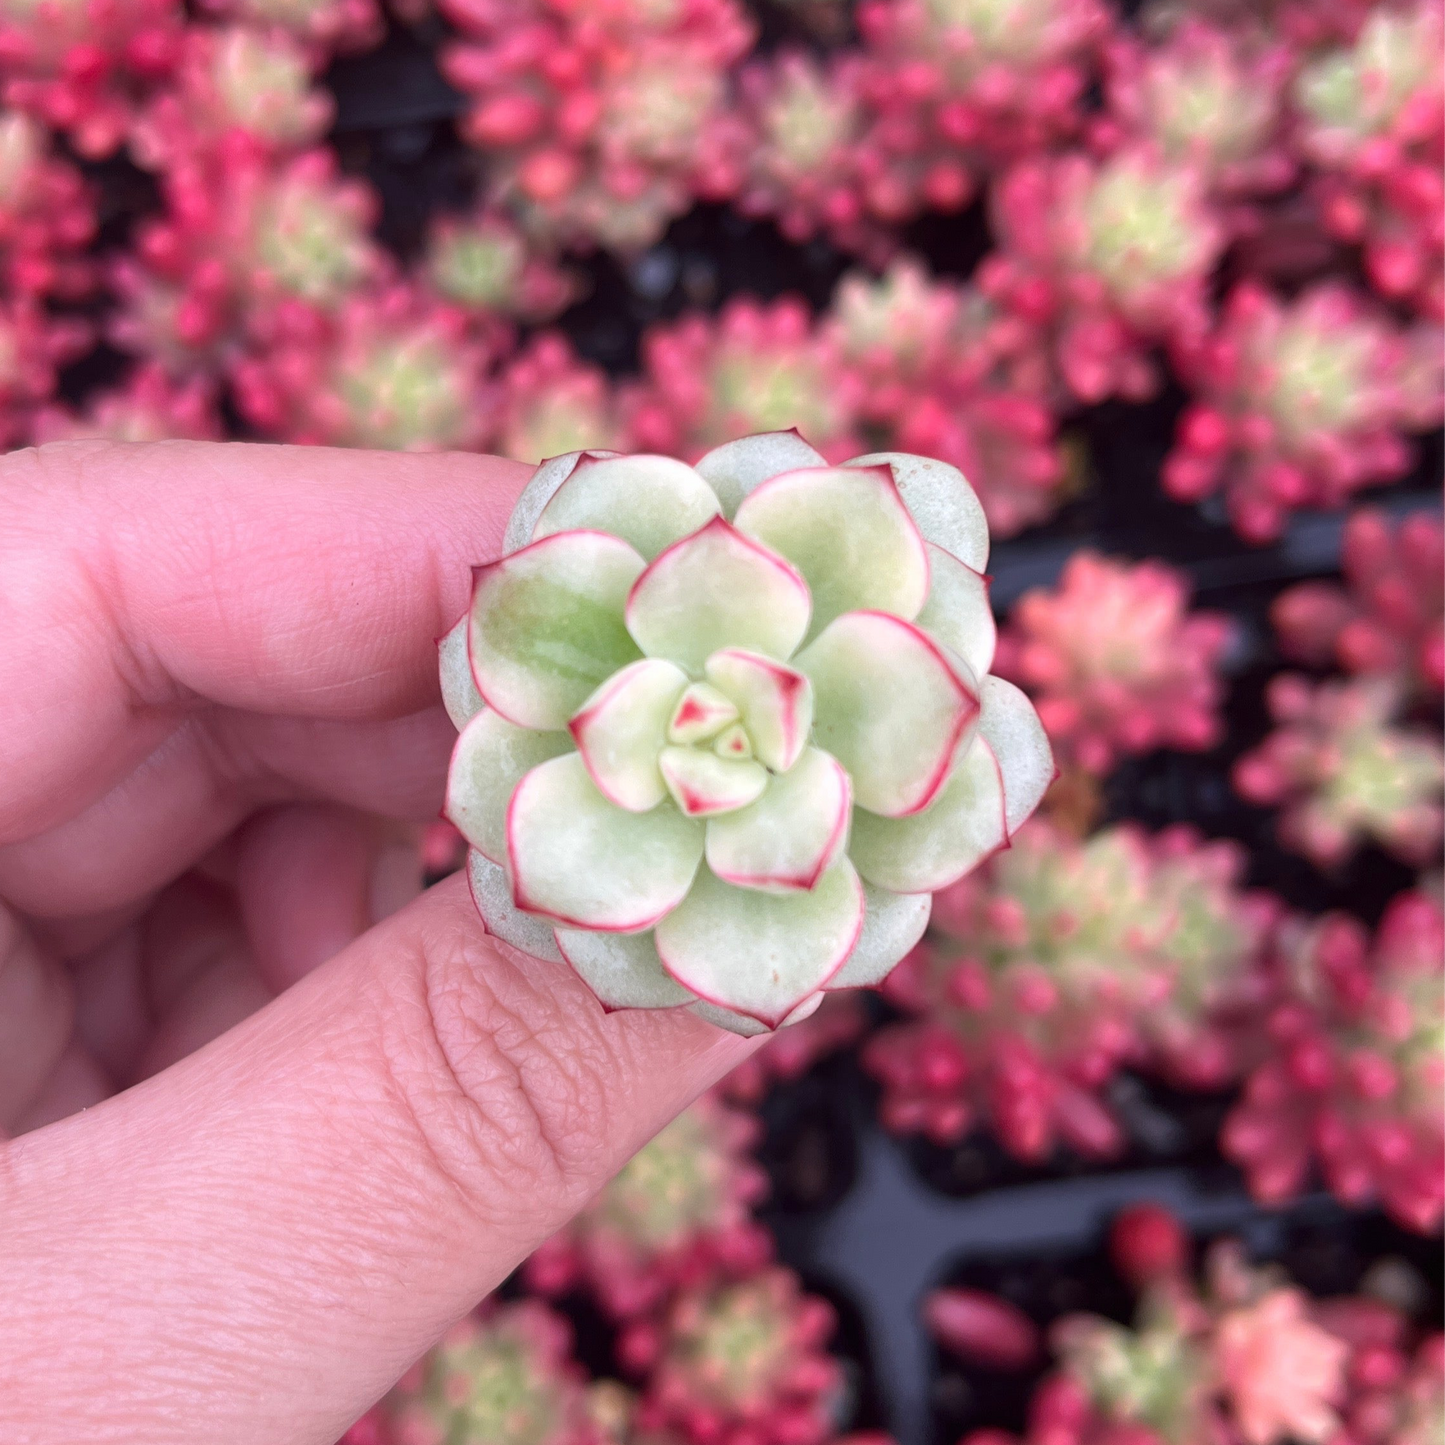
[704, 649, 814, 774]
[705, 747, 851, 892]
[439, 616, 483, 729]
[797, 611, 979, 817]
[569, 658, 689, 812]
[508, 753, 704, 930]
[467, 850, 563, 963]
[659, 747, 769, 817]
[825, 884, 932, 990]
[553, 929, 694, 1010]
[504, 449, 618, 555]
[734, 465, 929, 638]
[844, 451, 988, 572]
[656, 859, 865, 1027]
[848, 737, 1006, 893]
[534, 453, 721, 561]
[978, 675, 1055, 838]
[690, 992, 825, 1037]
[469, 531, 645, 730]
[445, 708, 572, 864]
[694, 430, 828, 518]
[668, 682, 739, 745]
[625, 517, 811, 673]
[915, 542, 997, 679]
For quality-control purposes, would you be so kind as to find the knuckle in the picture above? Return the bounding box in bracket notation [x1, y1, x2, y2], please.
[373, 904, 619, 1227]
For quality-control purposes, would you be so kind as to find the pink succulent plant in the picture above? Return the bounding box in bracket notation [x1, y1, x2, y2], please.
[382, 1300, 603, 1445]
[1293, 0, 1445, 319]
[994, 552, 1231, 774]
[1233, 674, 1444, 869]
[496, 332, 624, 464]
[523, 1095, 771, 1319]
[129, 23, 333, 171]
[868, 820, 1273, 1158]
[1223, 887, 1445, 1231]
[856, 0, 1109, 163]
[0, 295, 90, 447]
[826, 259, 1066, 537]
[195, 0, 382, 57]
[1093, 19, 1296, 207]
[623, 298, 865, 462]
[0, 110, 94, 301]
[33, 360, 219, 441]
[1166, 281, 1445, 543]
[231, 283, 492, 449]
[109, 146, 384, 372]
[983, 146, 1225, 405]
[1272, 506, 1445, 703]
[439, 0, 754, 253]
[623, 1267, 842, 1445]
[0, 0, 182, 157]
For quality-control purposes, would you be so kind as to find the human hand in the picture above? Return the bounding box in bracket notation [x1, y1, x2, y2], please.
[0, 440, 756, 1444]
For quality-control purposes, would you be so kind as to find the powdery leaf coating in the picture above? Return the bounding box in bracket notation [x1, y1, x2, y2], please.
[798, 611, 979, 816]
[735, 464, 929, 637]
[445, 435, 1048, 1029]
[469, 532, 645, 731]
[446, 708, 572, 863]
[534, 453, 722, 562]
[845, 451, 990, 572]
[569, 659, 690, 812]
[508, 753, 704, 931]
[694, 429, 829, 518]
[626, 517, 812, 673]
[705, 747, 852, 891]
[656, 860, 865, 1026]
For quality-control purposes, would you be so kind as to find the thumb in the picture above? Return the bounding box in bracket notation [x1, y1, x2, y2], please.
[0, 874, 757, 1445]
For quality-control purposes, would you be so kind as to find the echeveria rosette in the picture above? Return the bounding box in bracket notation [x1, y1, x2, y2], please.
[439, 432, 1053, 1035]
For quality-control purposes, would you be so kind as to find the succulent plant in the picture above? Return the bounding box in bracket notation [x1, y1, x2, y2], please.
[0, 295, 90, 447]
[984, 146, 1224, 404]
[1233, 675, 1444, 869]
[0, 109, 94, 301]
[1166, 281, 1444, 542]
[498, 333, 624, 466]
[0, 0, 182, 158]
[626, 1268, 841, 1445]
[109, 146, 384, 373]
[994, 552, 1231, 774]
[383, 1300, 600, 1445]
[439, 434, 1051, 1034]
[33, 360, 219, 442]
[867, 820, 1271, 1157]
[232, 283, 491, 450]
[196, 0, 382, 55]
[857, 0, 1108, 161]
[1272, 506, 1444, 703]
[524, 1095, 769, 1318]
[623, 299, 865, 464]
[423, 208, 579, 329]
[1094, 19, 1295, 201]
[1223, 887, 1445, 1231]
[129, 22, 334, 171]
[440, 0, 753, 253]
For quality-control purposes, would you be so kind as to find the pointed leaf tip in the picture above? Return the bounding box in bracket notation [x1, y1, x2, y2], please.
[568, 658, 689, 812]
[797, 610, 979, 817]
[626, 516, 811, 674]
[656, 859, 865, 1027]
[507, 753, 704, 930]
[734, 465, 930, 639]
[469, 530, 645, 731]
[534, 453, 721, 561]
[694, 430, 829, 518]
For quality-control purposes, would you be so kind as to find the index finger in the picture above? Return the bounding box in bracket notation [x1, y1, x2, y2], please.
[0, 440, 531, 844]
